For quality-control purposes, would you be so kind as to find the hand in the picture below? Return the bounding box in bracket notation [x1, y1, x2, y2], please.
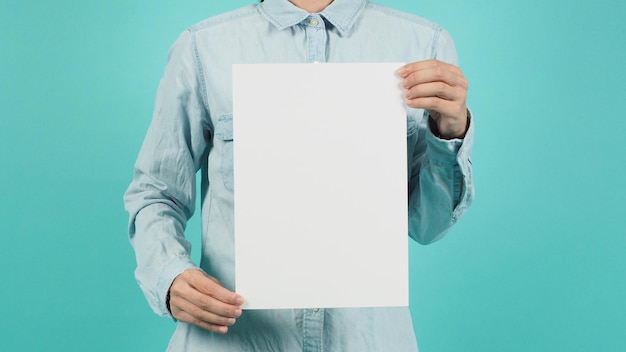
[398, 60, 469, 139]
[168, 269, 244, 334]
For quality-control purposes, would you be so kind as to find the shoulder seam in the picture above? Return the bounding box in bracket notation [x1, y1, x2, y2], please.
[188, 30, 210, 115]
[364, 2, 442, 31]
[364, 3, 443, 59]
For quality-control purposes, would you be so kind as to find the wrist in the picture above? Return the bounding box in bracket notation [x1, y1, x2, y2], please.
[429, 110, 469, 139]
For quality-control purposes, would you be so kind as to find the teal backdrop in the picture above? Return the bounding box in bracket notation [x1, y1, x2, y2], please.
[1, 0, 625, 351]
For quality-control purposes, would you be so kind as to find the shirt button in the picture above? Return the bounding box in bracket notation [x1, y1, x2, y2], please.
[309, 18, 319, 26]
[312, 308, 320, 312]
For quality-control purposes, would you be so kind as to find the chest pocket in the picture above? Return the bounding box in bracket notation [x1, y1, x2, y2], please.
[214, 114, 234, 191]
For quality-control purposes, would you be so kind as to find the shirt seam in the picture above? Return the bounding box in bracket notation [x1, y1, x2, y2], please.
[190, 30, 210, 117]
[363, 3, 442, 58]
[363, 3, 442, 31]
[430, 26, 442, 59]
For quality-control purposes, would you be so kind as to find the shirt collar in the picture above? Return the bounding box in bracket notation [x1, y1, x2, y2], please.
[259, 0, 367, 36]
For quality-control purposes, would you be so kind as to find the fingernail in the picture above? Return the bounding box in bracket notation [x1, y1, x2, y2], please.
[397, 67, 407, 76]
[228, 318, 236, 325]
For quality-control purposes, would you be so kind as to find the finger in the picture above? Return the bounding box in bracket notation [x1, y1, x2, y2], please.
[171, 294, 238, 327]
[402, 66, 467, 91]
[403, 81, 466, 102]
[171, 283, 243, 319]
[182, 270, 245, 306]
[405, 96, 465, 118]
[397, 59, 462, 79]
[190, 273, 245, 306]
[397, 59, 439, 78]
[173, 309, 231, 334]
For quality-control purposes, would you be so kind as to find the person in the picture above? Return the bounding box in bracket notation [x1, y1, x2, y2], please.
[124, 0, 474, 350]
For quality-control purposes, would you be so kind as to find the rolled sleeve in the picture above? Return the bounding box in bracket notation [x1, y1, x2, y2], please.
[408, 111, 474, 244]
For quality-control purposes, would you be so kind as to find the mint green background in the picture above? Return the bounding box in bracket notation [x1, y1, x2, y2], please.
[1, 0, 625, 351]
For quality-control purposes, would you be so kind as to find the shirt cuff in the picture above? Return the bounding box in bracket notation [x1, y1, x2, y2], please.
[155, 255, 200, 319]
[426, 109, 474, 165]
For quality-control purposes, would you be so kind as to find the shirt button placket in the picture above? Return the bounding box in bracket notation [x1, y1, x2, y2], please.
[302, 307, 324, 352]
[305, 15, 327, 63]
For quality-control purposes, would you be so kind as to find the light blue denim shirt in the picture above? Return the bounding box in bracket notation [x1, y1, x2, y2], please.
[124, 0, 474, 350]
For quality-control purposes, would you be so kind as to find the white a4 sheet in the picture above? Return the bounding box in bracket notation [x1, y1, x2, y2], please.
[232, 63, 408, 309]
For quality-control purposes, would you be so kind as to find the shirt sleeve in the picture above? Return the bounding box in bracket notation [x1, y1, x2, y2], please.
[406, 28, 475, 244]
[123, 29, 210, 317]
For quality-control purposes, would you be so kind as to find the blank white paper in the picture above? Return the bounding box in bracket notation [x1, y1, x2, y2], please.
[232, 63, 408, 309]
